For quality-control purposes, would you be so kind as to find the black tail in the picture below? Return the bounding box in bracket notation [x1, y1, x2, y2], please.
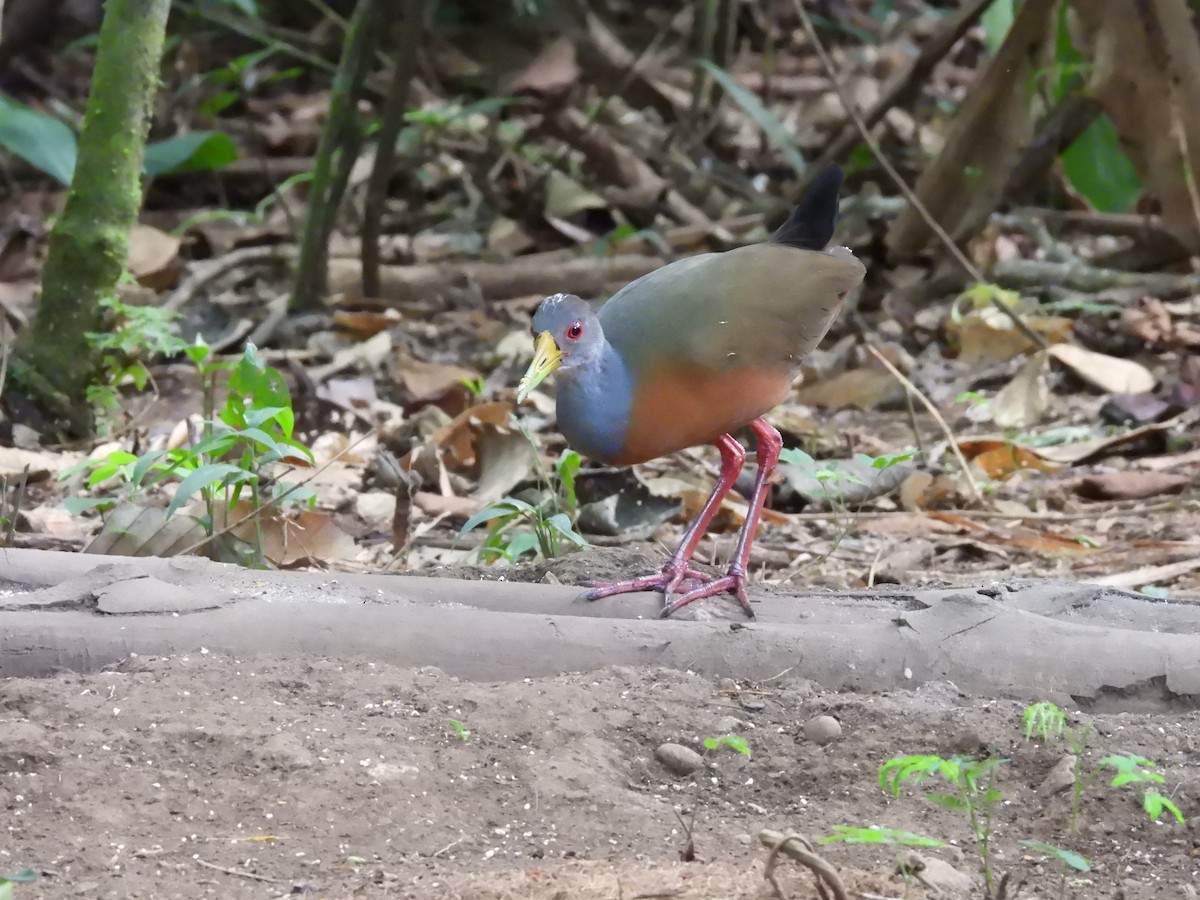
[771, 165, 843, 251]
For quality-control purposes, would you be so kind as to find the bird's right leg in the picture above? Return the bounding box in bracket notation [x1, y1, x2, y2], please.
[580, 434, 746, 601]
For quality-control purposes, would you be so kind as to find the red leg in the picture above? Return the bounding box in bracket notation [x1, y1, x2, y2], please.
[661, 419, 782, 618]
[580, 434, 746, 601]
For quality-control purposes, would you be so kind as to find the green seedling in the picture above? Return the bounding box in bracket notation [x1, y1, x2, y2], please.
[703, 734, 751, 758]
[446, 719, 470, 741]
[0, 869, 37, 900]
[64, 341, 315, 563]
[820, 825, 944, 848]
[460, 447, 586, 563]
[880, 753, 1006, 895]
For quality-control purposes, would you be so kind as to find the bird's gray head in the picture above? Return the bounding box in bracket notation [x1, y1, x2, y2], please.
[517, 293, 604, 402]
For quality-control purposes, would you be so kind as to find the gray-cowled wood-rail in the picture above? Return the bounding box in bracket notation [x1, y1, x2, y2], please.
[516, 166, 866, 618]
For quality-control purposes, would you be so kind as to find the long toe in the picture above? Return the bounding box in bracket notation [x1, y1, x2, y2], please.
[660, 574, 756, 619]
[581, 566, 714, 601]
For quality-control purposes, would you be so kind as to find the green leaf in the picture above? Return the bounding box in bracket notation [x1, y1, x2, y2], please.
[820, 826, 944, 848]
[143, 131, 238, 176]
[980, 0, 1017, 55]
[167, 463, 254, 517]
[695, 59, 807, 176]
[556, 449, 581, 510]
[63, 496, 114, 515]
[1021, 840, 1091, 872]
[703, 734, 751, 757]
[1101, 754, 1164, 788]
[1143, 791, 1186, 825]
[1061, 115, 1141, 213]
[0, 95, 77, 184]
[1023, 701, 1066, 742]
[545, 513, 587, 548]
[503, 531, 541, 561]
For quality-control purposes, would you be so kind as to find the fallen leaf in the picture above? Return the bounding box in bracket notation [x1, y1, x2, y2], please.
[509, 36, 580, 98]
[86, 502, 206, 557]
[958, 439, 1061, 477]
[428, 401, 514, 470]
[1076, 470, 1190, 501]
[391, 353, 480, 403]
[472, 422, 537, 503]
[991, 350, 1050, 428]
[1048, 343, 1155, 394]
[332, 307, 404, 338]
[127, 224, 182, 290]
[796, 367, 903, 411]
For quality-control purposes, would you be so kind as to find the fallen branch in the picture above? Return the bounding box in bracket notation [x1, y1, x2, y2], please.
[992, 258, 1200, 296]
[758, 830, 849, 900]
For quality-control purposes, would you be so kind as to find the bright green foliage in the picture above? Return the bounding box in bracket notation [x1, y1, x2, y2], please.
[460, 448, 586, 563]
[703, 734, 751, 758]
[446, 718, 470, 741]
[820, 825, 944, 848]
[880, 753, 1005, 892]
[1021, 698, 1187, 880]
[1020, 840, 1090, 873]
[85, 293, 188, 414]
[0, 870, 37, 900]
[0, 95, 237, 184]
[64, 342, 315, 557]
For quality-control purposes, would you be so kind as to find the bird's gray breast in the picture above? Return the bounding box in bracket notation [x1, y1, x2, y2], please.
[555, 343, 634, 464]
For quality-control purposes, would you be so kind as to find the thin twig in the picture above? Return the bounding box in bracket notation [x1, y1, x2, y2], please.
[194, 858, 282, 883]
[790, 0, 1047, 349]
[863, 344, 983, 503]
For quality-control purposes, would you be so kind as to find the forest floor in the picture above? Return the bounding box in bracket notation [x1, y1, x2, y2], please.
[4, 644, 1199, 900]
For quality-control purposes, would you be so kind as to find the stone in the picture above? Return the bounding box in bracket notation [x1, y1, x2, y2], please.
[655, 742, 703, 777]
[803, 715, 842, 745]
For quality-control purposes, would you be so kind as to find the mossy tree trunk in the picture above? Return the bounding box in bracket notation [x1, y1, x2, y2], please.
[24, 0, 172, 436]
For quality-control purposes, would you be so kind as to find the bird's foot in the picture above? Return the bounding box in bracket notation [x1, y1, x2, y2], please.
[579, 565, 712, 602]
[660, 573, 754, 620]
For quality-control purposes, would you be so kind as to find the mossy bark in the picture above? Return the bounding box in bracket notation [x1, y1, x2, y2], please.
[24, 0, 172, 436]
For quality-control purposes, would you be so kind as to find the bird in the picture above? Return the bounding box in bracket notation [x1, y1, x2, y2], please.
[515, 166, 865, 618]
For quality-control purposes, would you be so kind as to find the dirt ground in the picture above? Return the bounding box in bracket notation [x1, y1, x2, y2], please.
[3, 649, 1198, 899]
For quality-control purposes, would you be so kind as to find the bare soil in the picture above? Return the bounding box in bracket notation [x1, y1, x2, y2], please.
[4, 650, 1198, 899]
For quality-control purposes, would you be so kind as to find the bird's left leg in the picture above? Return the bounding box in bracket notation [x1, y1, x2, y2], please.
[661, 418, 782, 618]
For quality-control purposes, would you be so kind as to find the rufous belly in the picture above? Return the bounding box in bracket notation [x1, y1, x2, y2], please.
[610, 363, 792, 465]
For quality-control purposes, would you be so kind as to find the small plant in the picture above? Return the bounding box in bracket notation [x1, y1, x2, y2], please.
[1023, 701, 1185, 846]
[460, 447, 586, 563]
[64, 341, 315, 561]
[880, 753, 1006, 895]
[85, 291, 188, 417]
[703, 734, 751, 758]
[446, 718, 470, 741]
[0, 870, 37, 900]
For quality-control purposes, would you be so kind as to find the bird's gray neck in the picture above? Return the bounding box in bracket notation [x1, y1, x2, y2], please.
[555, 341, 633, 464]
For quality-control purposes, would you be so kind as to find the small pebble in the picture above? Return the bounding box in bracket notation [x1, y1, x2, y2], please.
[803, 715, 842, 745]
[736, 833, 752, 846]
[741, 699, 766, 713]
[714, 715, 744, 733]
[655, 742, 704, 776]
[1038, 753, 1078, 795]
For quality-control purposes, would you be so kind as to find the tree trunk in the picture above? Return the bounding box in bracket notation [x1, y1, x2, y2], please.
[23, 0, 172, 436]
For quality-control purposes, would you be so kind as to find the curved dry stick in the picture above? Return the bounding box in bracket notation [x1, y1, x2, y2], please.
[758, 829, 850, 900]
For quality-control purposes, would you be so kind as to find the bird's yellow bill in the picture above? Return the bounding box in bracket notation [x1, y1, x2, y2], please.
[516, 331, 562, 403]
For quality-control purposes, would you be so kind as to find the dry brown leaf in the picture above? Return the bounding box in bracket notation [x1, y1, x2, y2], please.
[216, 503, 357, 566]
[391, 353, 480, 403]
[508, 35, 580, 98]
[1076, 470, 1191, 501]
[795, 368, 902, 411]
[127, 224, 182, 290]
[929, 512, 1092, 554]
[427, 401, 513, 471]
[1120, 297, 1200, 348]
[414, 491, 484, 519]
[948, 306, 1072, 364]
[472, 422, 537, 503]
[1048, 343, 1156, 394]
[332, 308, 403, 338]
[958, 439, 1061, 478]
[991, 350, 1050, 428]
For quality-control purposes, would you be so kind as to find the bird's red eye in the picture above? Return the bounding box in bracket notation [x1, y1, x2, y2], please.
[566, 321, 583, 341]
